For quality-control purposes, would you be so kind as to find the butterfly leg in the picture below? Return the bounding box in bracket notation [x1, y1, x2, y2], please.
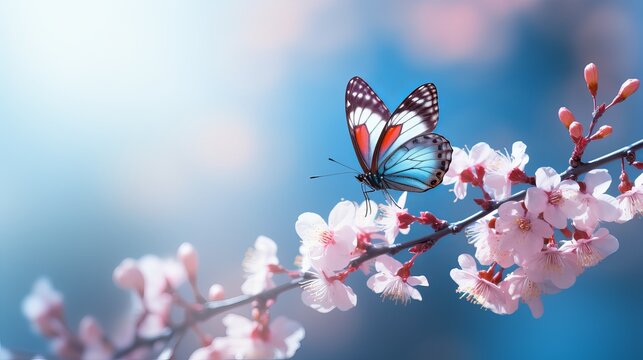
[361, 183, 376, 216]
[382, 188, 401, 208]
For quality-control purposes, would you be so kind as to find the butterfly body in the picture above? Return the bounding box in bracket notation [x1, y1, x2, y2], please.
[345, 77, 453, 197]
[356, 172, 384, 190]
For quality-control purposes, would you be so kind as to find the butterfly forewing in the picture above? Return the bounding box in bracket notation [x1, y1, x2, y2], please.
[373, 83, 440, 171]
[345, 76, 391, 172]
[379, 133, 452, 192]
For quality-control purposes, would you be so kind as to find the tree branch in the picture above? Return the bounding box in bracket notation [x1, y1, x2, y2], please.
[114, 138, 642, 359]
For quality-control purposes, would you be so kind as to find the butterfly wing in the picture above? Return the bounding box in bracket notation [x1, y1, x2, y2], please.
[378, 133, 452, 192]
[345, 77, 391, 172]
[372, 83, 440, 171]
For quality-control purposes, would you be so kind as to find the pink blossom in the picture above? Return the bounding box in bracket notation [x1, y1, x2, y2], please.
[495, 201, 553, 261]
[242, 236, 280, 295]
[560, 228, 619, 268]
[353, 199, 380, 236]
[300, 272, 357, 313]
[376, 192, 409, 244]
[296, 201, 356, 272]
[573, 169, 621, 231]
[449, 254, 516, 314]
[366, 255, 428, 304]
[78, 316, 112, 360]
[137, 255, 186, 296]
[525, 167, 582, 229]
[113, 258, 145, 295]
[615, 173, 642, 223]
[442, 143, 494, 201]
[189, 340, 223, 360]
[118, 254, 186, 338]
[216, 314, 305, 359]
[521, 244, 581, 289]
[21, 278, 65, 337]
[484, 141, 530, 200]
[466, 215, 514, 268]
[503, 268, 544, 318]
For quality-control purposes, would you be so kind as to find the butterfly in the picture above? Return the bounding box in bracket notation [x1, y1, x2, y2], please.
[345, 76, 453, 205]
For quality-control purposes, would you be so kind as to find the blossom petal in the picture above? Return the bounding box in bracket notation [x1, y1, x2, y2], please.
[535, 167, 560, 191]
[526, 296, 544, 319]
[407, 286, 422, 301]
[525, 188, 547, 214]
[295, 213, 327, 240]
[330, 281, 357, 311]
[328, 201, 356, 229]
[456, 254, 478, 273]
[406, 275, 429, 287]
[543, 205, 567, 229]
[584, 169, 611, 194]
[469, 142, 493, 164]
[595, 194, 621, 222]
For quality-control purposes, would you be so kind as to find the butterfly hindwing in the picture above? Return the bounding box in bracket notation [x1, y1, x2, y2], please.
[379, 132, 452, 192]
[373, 83, 439, 171]
[345, 76, 391, 172]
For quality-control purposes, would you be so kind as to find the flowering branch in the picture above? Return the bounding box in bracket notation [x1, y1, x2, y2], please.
[11, 64, 641, 360]
[112, 138, 641, 359]
[113, 276, 310, 358]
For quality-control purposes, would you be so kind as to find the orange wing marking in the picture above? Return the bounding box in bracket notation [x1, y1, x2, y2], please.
[354, 124, 370, 162]
[378, 125, 402, 156]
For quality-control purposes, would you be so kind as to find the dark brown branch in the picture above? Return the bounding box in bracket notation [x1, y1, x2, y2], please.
[114, 138, 642, 359]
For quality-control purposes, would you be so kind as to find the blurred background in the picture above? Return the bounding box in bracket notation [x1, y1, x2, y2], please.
[1, 0, 642, 359]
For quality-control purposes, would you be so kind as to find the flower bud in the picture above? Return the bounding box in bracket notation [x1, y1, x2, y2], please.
[208, 284, 225, 301]
[78, 316, 103, 344]
[568, 121, 584, 142]
[558, 107, 575, 128]
[611, 79, 640, 105]
[584, 63, 598, 97]
[589, 125, 612, 140]
[618, 170, 632, 193]
[177, 242, 198, 281]
[113, 258, 145, 295]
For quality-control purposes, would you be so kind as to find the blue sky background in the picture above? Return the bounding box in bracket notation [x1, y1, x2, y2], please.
[1, 0, 642, 359]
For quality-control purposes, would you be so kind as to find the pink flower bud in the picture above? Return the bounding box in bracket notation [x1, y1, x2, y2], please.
[584, 63, 598, 97]
[558, 107, 575, 128]
[113, 258, 145, 295]
[568, 121, 584, 142]
[177, 242, 198, 281]
[589, 125, 612, 140]
[78, 316, 103, 344]
[610, 78, 639, 106]
[619, 78, 639, 99]
[208, 284, 225, 301]
[618, 170, 632, 193]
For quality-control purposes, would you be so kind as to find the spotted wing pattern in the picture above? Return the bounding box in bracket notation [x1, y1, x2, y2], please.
[373, 83, 439, 171]
[345, 76, 391, 172]
[378, 132, 452, 192]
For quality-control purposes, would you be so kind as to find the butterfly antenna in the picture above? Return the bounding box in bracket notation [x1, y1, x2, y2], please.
[328, 158, 360, 173]
[309, 171, 355, 179]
